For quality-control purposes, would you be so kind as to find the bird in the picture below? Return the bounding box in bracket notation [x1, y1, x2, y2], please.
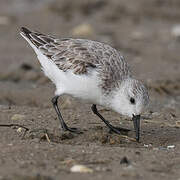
[20, 27, 149, 142]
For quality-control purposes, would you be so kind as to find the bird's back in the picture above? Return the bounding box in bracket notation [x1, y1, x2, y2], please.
[20, 27, 131, 94]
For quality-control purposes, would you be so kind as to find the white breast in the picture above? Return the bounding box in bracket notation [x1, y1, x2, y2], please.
[56, 70, 103, 105]
[37, 51, 104, 105]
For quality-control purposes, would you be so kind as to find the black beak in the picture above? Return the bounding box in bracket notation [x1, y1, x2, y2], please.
[132, 114, 141, 142]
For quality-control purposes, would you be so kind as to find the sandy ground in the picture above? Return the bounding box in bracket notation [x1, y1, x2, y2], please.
[0, 0, 180, 179]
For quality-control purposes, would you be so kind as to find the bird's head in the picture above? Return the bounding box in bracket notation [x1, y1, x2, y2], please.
[111, 78, 149, 141]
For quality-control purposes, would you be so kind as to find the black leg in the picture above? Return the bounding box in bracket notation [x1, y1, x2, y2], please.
[91, 104, 130, 134]
[51, 96, 81, 133]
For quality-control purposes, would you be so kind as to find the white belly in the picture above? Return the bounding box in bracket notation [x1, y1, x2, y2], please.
[62, 71, 102, 104]
[37, 52, 103, 105]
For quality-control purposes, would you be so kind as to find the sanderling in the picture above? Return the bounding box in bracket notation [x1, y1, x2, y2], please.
[20, 27, 149, 142]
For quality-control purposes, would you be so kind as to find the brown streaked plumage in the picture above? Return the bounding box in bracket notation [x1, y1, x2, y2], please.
[21, 27, 131, 93]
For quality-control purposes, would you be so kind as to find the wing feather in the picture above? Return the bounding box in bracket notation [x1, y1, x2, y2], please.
[20, 27, 131, 91]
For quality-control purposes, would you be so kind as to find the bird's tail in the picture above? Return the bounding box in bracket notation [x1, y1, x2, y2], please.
[20, 27, 49, 49]
[20, 27, 32, 39]
[20, 27, 62, 85]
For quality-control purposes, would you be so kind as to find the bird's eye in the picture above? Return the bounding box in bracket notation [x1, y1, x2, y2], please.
[130, 97, 135, 104]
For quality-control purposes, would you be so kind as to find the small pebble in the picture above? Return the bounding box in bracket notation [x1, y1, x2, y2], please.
[17, 127, 23, 133]
[120, 156, 130, 165]
[11, 114, 25, 121]
[144, 144, 152, 148]
[70, 165, 93, 173]
[167, 145, 175, 150]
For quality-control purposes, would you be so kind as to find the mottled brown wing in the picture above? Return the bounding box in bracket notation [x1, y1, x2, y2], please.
[47, 39, 97, 74]
[21, 27, 131, 92]
[21, 27, 97, 74]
